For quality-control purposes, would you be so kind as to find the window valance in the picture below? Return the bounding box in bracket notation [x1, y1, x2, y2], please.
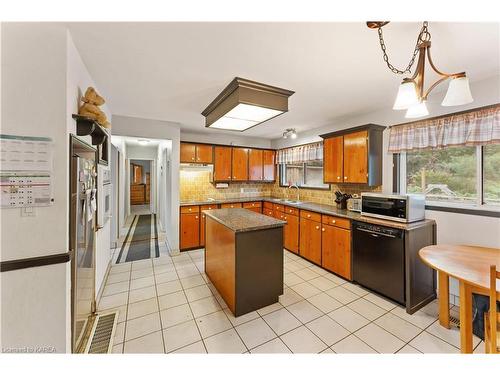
[276, 142, 323, 164]
[388, 104, 500, 153]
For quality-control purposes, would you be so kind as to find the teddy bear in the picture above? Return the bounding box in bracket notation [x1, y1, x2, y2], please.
[78, 87, 111, 129]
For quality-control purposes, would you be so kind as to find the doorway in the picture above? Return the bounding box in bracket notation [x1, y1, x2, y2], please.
[130, 159, 152, 215]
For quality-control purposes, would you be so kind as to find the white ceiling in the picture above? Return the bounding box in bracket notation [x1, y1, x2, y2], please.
[68, 22, 499, 139]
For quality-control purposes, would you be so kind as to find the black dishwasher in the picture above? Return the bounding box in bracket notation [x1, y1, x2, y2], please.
[352, 221, 406, 305]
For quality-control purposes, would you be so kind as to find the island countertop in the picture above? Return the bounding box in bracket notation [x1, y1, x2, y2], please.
[203, 208, 286, 233]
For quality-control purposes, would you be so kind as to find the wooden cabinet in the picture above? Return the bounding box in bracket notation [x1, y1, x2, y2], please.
[243, 201, 262, 213]
[321, 124, 384, 186]
[321, 224, 351, 280]
[181, 143, 213, 164]
[130, 184, 146, 205]
[299, 216, 322, 265]
[214, 146, 232, 181]
[263, 150, 276, 181]
[199, 204, 217, 247]
[180, 143, 197, 163]
[283, 210, 299, 254]
[343, 130, 368, 184]
[232, 148, 249, 181]
[323, 136, 343, 183]
[248, 149, 263, 181]
[180, 210, 200, 250]
[220, 202, 242, 209]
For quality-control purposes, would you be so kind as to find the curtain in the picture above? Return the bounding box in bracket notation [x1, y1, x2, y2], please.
[276, 142, 323, 164]
[388, 104, 500, 153]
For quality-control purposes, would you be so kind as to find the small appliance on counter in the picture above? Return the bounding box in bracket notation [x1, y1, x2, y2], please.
[346, 194, 362, 212]
[361, 192, 425, 223]
[334, 190, 351, 209]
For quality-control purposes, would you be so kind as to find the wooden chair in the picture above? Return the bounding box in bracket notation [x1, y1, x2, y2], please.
[485, 265, 500, 353]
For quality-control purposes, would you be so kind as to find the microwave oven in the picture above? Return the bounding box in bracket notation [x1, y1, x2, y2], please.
[361, 193, 425, 223]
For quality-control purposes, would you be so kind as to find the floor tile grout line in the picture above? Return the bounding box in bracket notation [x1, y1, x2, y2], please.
[151, 257, 167, 353]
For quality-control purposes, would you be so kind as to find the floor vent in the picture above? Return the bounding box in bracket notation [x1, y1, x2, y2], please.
[449, 315, 461, 328]
[85, 312, 118, 354]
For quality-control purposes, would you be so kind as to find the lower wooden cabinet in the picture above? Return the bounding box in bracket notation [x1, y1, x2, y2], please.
[180, 212, 200, 250]
[321, 224, 352, 280]
[283, 213, 299, 254]
[299, 217, 322, 265]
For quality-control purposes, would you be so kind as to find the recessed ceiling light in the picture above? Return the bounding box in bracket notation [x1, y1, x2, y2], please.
[202, 77, 294, 132]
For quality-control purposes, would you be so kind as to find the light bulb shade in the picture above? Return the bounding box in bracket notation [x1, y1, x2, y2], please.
[393, 81, 419, 110]
[441, 76, 473, 106]
[405, 101, 429, 118]
[290, 131, 297, 139]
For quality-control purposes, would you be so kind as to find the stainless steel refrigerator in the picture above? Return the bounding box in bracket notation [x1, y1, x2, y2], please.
[69, 136, 97, 353]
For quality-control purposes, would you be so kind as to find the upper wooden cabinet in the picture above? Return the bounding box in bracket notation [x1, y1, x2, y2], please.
[232, 148, 249, 181]
[323, 136, 343, 183]
[248, 149, 263, 181]
[180, 142, 213, 164]
[321, 124, 385, 186]
[263, 150, 275, 181]
[214, 146, 232, 181]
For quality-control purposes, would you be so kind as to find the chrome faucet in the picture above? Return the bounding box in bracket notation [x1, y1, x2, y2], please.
[288, 183, 300, 202]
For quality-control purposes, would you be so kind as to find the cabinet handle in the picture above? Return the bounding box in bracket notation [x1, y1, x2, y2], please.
[202, 215, 205, 218]
[188, 208, 192, 211]
[315, 225, 320, 230]
[344, 176, 347, 180]
[284, 216, 287, 220]
[332, 220, 336, 224]
[322, 227, 325, 232]
[195, 216, 198, 219]
[307, 214, 311, 218]
[337, 176, 340, 180]
[191, 157, 195, 160]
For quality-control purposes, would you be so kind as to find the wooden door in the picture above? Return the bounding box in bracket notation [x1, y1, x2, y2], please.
[200, 213, 206, 247]
[248, 149, 263, 181]
[322, 224, 352, 280]
[214, 146, 232, 181]
[180, 213, 200, 250]
[343, 130, 368, 184]
[232, 148, 249, 181]
[132, 164, 143, 184]
[323, 136, 343, 183]
[180, 143, 197, 163]
[299, 218, 321, 265]
[196, 144, 213, 163]
[263, 150, 275, 181]
[284, 214, 299, 254]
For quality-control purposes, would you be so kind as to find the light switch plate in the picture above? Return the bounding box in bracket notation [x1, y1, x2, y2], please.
[21, 206, 36, 217]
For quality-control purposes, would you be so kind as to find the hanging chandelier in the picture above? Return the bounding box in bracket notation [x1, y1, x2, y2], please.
[367, 21, 473, 118]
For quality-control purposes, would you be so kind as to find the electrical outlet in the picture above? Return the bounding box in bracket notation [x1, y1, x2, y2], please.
[21, 206, 36, 217]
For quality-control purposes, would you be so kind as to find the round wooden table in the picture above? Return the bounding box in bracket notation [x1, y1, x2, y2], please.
[419, 244, 500, 353]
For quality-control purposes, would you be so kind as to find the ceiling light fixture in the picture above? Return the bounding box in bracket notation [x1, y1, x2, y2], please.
[368, 21, 473, 118]
[282, 128, 297, 139]
[202, 77, 294, 132]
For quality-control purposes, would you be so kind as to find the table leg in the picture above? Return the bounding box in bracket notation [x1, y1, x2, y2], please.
[459, 280, 473, 354]
[438, 272, 450, 329]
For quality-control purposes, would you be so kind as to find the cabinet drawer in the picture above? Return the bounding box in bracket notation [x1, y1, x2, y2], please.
[263, 208, 274, 217]
[284, 206, 298, 216]
[300, 210, 321, 222]
[201, 204, 217, 211]
[273, 204, 284, 212]
[243, 201, 262, 208]
[221, 202, 242, 209]
[263, 201, 274, 209]
[180, 205, 199, 214]
[322, 215, 350, 229]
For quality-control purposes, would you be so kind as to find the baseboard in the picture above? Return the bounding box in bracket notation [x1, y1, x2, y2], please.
[95, 258, 113, 307]
[164, 237, 180, 257]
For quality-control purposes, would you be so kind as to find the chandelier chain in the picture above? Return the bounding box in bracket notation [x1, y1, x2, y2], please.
[377, 21, 430, 75]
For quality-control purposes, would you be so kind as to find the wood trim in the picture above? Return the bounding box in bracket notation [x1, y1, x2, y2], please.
[180, 141, 275, 152]
[320, 123, 386, 139]
[390, 103, 500, 129]
[1, 252, 71, 272]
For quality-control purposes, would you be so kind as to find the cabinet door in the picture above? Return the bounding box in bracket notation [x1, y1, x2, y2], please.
[232, 148, 249, 181]
[323, 136, 343, 183]
[196, 144, 213, 164]
[299, 218, 322, 265]
[214, 146, 232, 181]
[248, 149, 264, 181]
[200, 213, 206, 247]
[343, 130, 368, 184]
[284, 214, 299, 254]
[180, 213, 200, 250]
[321, 225, 351, 280]
[180, 143, 197, 163]
[263, 150, 276, 181]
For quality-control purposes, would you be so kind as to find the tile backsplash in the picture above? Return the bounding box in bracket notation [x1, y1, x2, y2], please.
[180, 167, 381, 204]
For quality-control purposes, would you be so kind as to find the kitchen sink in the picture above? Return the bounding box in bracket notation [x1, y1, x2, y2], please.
[283, 200, 303, 205]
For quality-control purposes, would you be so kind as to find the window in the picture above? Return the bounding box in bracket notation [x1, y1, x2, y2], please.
[280, 160, 329, 189]
[400, 144, 500, 208]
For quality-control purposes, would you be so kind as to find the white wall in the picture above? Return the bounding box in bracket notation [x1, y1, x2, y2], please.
[157, 140, 171, 232]
[112, 115, 181, 253]
[181, 131, 272, 149]
[272, 75, 500, 302]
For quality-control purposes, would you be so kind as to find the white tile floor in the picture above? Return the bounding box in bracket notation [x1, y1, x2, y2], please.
[100, 248, 484, 354]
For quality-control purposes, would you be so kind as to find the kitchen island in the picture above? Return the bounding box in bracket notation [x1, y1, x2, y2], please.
[203, 208, 286, 317]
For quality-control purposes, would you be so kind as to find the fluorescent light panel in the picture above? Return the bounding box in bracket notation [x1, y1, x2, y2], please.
[209, 103, 284, 131]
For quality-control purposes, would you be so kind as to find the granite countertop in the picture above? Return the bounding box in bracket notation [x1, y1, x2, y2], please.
[182, 196, 435, 231]
[203, 208, 286, 233]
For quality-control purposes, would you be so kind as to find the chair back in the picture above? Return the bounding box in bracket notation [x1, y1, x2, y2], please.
[488, 265, 500, 353]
